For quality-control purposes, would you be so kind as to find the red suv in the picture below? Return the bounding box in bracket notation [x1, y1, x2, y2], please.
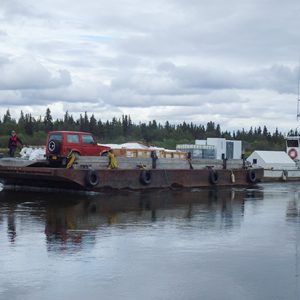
[46, 131, 110, 166]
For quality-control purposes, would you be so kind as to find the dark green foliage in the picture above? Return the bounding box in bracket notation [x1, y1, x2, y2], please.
[44, 108, 53, 132]
[0, 108, 287, 154]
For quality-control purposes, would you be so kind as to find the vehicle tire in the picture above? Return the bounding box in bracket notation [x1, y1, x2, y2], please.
[48, 159, 61, 168]
[247, 169, 257, 183]
[140, 170, 152, 185]
[61, 157, 67, 167]
[209, 169, 219, 184]
[48, 139, 60, 154]
[85, 170, 100, 187]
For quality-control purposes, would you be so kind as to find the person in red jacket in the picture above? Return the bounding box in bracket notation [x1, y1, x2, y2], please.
[8, 131, 23, 157]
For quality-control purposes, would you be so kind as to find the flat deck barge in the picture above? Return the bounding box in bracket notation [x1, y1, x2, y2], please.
[0, 164, 263, 191]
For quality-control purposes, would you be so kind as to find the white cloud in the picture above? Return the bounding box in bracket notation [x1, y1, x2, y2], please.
[0, 0, 300, 132]
[0, 56, 71, 90]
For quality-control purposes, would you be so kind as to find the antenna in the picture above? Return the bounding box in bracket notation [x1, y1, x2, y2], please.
[297, 56, 300, 121]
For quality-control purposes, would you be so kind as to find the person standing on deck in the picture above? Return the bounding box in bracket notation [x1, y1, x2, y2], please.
[8, 130, 23, 157]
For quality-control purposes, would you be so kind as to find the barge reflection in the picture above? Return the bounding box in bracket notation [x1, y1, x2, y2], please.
[2, 184, 300, 300]
[0, 188, 263, 252]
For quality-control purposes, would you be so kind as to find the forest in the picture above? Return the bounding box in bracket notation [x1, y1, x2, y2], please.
[0, 108, 288, 155]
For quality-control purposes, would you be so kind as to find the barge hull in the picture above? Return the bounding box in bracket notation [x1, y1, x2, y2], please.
[0, 166, 264, 191]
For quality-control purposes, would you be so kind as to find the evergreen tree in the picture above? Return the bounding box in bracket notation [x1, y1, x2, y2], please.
[89, 114, 97, 134]
[24, 113, 34, 135]
[3, 109, 11, 123]
[44, 108, 53, 131]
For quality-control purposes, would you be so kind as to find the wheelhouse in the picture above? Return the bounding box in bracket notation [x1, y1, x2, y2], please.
[286, 136, 300, 160]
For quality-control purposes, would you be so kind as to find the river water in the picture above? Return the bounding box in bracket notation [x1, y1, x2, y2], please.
[0, 183, 299, 300]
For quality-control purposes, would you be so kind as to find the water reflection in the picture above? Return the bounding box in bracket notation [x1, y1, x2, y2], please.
[7, 202, 17, 243]
[285, 192, 300, 294]
[1, 185, 300, 300]
[286, 197, 300, 220]
[0, 188, 263, 252]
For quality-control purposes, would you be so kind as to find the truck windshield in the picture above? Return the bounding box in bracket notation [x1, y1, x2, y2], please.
[49, 134, 62, 141]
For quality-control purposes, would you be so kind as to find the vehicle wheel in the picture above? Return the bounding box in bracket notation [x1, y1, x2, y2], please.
[48, 159, 61, 168]
[61, 157, 67, 167]
[71, 152, 80, 159]
[48, 139, 60, 154]
[68, 151, 80, 160]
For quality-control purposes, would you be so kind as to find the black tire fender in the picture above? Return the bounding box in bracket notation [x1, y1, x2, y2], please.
[247, 169, 257, 183]
[85, 170, 100, 187]
[209, 169, 219, 185]
[140, 170, 152, 185]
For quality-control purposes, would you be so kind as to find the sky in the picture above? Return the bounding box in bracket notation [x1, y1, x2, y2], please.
[0, 0, 300, 132]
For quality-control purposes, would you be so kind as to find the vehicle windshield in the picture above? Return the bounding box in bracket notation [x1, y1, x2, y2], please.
[48, 134, 62, 141]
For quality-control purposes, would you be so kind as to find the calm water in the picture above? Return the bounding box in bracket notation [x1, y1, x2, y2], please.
[0, 183, 299, 300]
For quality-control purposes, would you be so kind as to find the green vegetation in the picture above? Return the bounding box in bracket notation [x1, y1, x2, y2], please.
[0, 108, 287, 155]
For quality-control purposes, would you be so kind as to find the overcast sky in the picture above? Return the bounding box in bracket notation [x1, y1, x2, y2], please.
[1, 0, 300, 132]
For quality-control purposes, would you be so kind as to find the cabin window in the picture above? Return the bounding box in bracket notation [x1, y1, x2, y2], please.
[287, 140, 299, 147]
[67, 134, 79, 143]
[82, 135, 95, 144]
[253, 159, 257, 164]
[49, 134, 62, 141]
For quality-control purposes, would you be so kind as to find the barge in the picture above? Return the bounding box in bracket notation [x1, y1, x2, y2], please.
[0, 130, 263, 191]
[0, 157, 263, 191]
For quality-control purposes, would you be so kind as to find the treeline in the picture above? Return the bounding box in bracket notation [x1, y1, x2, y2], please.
[0, 108, 287, 154]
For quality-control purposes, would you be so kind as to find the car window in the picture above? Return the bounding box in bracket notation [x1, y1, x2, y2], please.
[67, 134, 79, 143]
[49, 134, 62, 141]
[82, 135, 95, 144]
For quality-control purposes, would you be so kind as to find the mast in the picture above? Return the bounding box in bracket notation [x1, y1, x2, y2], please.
[297, 56, 300, 121]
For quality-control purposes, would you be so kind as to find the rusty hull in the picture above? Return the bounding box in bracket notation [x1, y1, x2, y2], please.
[0, 166, 264, 191]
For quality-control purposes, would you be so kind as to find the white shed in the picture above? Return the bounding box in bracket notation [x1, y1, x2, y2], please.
[195, 138, 242, 159]
[247, 151, 296, 169]
[206, 138, 226, 159]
